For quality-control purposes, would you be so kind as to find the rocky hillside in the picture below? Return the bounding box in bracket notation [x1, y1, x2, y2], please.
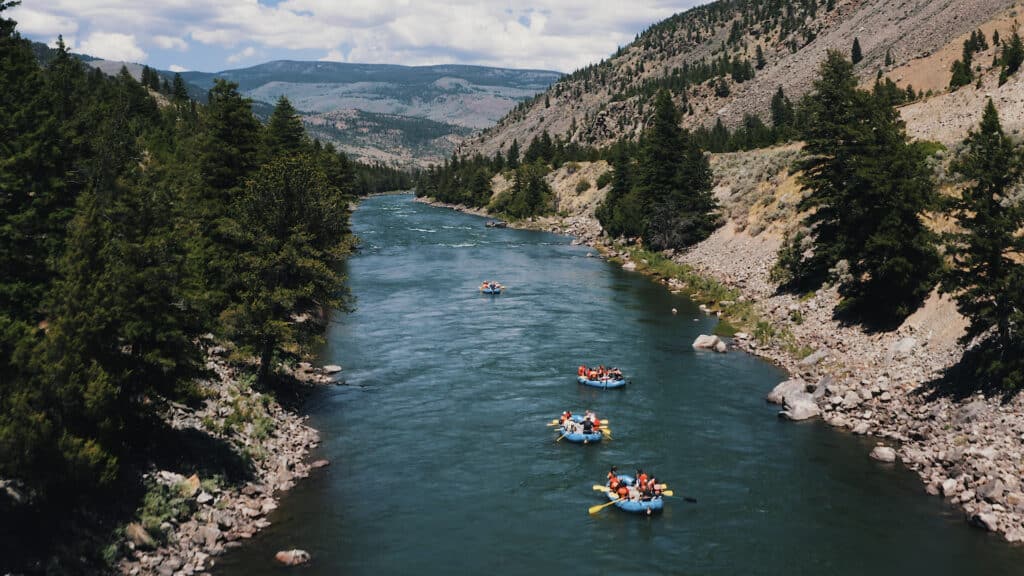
[461, 0, 1016, 158]
[181, 61, 560, 167]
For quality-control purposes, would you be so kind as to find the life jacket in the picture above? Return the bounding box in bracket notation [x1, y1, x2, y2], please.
[638, 473, 649, 490]
[578, 365, 585, 376]
[560, 411, 570, 424]
[616, 486, 629, 499]
[609, 476, 620, 490]
[588, 370, 597, 379]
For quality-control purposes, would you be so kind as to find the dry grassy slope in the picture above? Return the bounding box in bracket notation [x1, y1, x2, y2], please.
[461, 0, 1013, 159]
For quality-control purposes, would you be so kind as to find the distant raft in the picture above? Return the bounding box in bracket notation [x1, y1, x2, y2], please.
[607, 474, 664, 515]
[577, 375, 627, 389]
[559, 415, 602, 444]
[481, 286, 502, 294]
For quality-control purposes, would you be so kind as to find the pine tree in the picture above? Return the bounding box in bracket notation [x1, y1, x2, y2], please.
[943, 100, 1024, 387]
[636, 90, 718, 250]
[171, 72, 188, 101]
[755, 44, 766, 69]
[885, 48, 893, 67]
[770, 86, 795, 140]
[999, 31, 1024, 85]
[506, 139, 520, 169]
[780, 50, 939, 323]
[264, 95, 307, 160]
[851, 37, 863, 64]
[221, 154, 351, 383]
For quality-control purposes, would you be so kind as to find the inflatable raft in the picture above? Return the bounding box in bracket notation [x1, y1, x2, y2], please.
[577, 375, 626, 389]
[481, 286, 502, 294]
[559, 415, 602, 444]
[606, 474, 664, 515]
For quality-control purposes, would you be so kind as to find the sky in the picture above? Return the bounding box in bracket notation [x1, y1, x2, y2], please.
[13, 1, 707, 74]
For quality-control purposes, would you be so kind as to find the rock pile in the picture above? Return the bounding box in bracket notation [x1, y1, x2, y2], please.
[117, 357, 324, 575]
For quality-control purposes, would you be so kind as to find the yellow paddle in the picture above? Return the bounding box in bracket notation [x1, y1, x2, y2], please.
[588, 498, 622, 515]
[662, 490, 674, 497]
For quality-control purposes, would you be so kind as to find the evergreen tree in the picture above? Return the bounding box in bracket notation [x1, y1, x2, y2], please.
[884, 48, 893, 67]
[999, 31, 1024, 85]
[851, 37, 863, 64]
[755, 44, 766, 69]
[221, 154, 351, 383]
[779, 51, 939, 323]
[171, 72, 188, 101]
[943, 100, 1024, 387]
[770, 86, 795, 140]
[506, 139, 520, 169]
[263, 95, 307, 159]
[636, 90, 718, 250]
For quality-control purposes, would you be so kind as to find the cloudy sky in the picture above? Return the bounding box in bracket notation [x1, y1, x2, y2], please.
[13, 1, 705, 73]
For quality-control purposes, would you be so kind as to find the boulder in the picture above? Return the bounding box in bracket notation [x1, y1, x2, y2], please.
[126, 523, 156, 550]
[979, 479, 1005, 503]
[942, 478, 959, 496]
[198, 524, 222, 548]
[322, 365, 342, 374]
[780, 395, 820, 421]
[196, 491, 214, 505]
[842, 390, 862, 409]
[734, 332, 749, 340]
[799, 349, 828, 367]
[767, 378, 806, 405]
[956, 400, 986, 424]
[310, 459, 330, 469]
[852, 422, 870, 435]
[870, 446, 897, 463]
[891, 337, 917, 357]
[713, 340, 728, 353]
[971, 512, 999, 532]
[692, 334, 720, 350]
[275, 549, 311, 566]
[621, 261, 637, 271]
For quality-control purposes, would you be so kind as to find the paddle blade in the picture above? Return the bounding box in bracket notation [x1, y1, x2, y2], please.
[588, 499, 618, 515]
[592, 485, 609, 492]
[662, 490, 674, 497]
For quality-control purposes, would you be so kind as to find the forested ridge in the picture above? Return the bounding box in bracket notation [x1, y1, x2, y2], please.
[0, 2, 390, 569]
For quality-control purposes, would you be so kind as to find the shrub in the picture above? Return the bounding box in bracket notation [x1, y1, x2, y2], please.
[575, 179, 592, 194]
[596, 171, 613, 189]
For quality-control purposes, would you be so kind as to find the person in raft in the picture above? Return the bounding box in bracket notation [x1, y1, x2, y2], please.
[578, 365, 623, 381]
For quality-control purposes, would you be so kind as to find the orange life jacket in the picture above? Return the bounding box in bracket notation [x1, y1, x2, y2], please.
[588, 370, 597, 379]
[578, 366, 585, 376]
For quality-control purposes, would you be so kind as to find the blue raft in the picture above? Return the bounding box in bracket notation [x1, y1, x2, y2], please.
[577, 375, 627, 389]
[481, 285, 502, 294]
[559, 415, 602, 444]
[606, 474, 664, 515]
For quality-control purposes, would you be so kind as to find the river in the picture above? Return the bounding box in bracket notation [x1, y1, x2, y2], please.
[217, 193, 1022, 575]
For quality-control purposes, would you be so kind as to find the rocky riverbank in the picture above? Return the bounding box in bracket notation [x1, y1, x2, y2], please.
[115, 352, 336, 575]
[419, 193, 1024, 544]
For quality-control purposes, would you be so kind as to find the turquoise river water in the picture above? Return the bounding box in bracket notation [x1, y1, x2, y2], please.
[217, 194, 1023, 575]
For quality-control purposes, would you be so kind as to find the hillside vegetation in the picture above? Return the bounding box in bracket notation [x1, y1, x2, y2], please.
[462, 0, 1015, 158]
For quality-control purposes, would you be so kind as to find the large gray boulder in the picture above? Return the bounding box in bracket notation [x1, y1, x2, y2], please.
[870, 446, 897, 463]
[767, 378, 806, 405]
[780, 395, 821, 421]
[275, 549, 311, 566]
[692, 334, 721, 350]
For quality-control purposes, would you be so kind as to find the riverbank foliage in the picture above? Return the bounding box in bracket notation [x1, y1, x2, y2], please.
[596, 90, 720, 251]
[0, 5, 354, 569]
[773, 51, 941, 327]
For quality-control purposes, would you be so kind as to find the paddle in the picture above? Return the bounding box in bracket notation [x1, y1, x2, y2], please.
[588, 498, 622, 515]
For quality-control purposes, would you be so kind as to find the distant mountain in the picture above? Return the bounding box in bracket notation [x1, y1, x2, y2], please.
[177, 61, 560, 167]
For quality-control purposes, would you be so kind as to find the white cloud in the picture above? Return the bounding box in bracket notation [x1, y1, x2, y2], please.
[153, 35, 188, 51]
[79, 32, 147, 62]
[11, 1, 706, 72]
[169, 64, 189, 72]
[319, 49, 346, 62]
[8, 6, 79, 39]
[226, 46, 257, 64]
